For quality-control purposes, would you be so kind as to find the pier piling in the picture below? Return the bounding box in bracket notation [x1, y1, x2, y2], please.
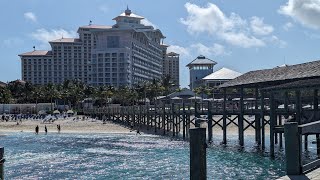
[317, 134, 320, 157]
[284, 122, 301, 175]
[190, 128, 207, 180]
[0, 147, 5, 180]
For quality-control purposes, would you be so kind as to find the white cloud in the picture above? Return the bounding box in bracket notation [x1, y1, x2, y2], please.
[220, 32, 265, 48]
[190, 43, 230, 56]
[250, 17, 274, 35]
[180, 3, 279, 48]
[3, 37, 24, 48]
[279, 0, 320, 29]
[141, 18, 157, 29]
[31, 28, 77, 44]
[283, 22, 294, 31]
[30, 28, 77, 49]
[99, 5, 109, 13]
[264, 36, 287, 48]
[167, 45, 190, 57]
[180, 3, 232, 34]
[303, 31, 320, 39]
[24, 12, 37, 23]
[168, 43, 229, 58]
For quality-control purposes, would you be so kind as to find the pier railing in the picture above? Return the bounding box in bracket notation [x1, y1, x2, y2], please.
[284, 121, 320, 175]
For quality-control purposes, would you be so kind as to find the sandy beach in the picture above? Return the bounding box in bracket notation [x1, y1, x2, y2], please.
[0, 117, 132, 134]
[0, 115, 268, 137]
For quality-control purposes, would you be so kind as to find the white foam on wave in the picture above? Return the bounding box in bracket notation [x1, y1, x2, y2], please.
[10, 151, 67, 166]
[84, 148, 138, 156]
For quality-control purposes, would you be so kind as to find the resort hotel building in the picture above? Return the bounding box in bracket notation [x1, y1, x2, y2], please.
[163, 52, 180, 88]
[19, 7, 179, 87]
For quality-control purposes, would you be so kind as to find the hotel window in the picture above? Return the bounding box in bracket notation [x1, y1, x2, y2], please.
[107, 36, 120, 48]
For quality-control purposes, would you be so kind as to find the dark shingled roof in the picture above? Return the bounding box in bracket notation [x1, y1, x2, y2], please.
[186, 55, 217, 67]
[263, 77, 320, 91]
[219, 60, 320, 88]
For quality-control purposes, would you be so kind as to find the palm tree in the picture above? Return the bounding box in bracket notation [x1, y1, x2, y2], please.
[160, 75, 175, 96]
[101, 88, 114, 106]
[45, 83, 60, 111]
[0, 86, 12, 104]
[194, 85, 212, 100]
[31, 86, 45, 113]
[84, 85, 96, 98]
[145, 79, 162, 104]
[134, 82, 149, 104]
[7, 80, 25, 103]
[23, 82, 34, 103]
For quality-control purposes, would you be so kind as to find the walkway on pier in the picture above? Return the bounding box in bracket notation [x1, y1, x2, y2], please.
[278, 167, 320, 180]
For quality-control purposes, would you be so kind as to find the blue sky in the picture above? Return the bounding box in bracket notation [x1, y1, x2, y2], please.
[1, 0, 320, 88]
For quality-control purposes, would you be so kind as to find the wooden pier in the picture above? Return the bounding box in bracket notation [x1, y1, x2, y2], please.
[84, 78, 320, 157]
[84, 60, 320, 176]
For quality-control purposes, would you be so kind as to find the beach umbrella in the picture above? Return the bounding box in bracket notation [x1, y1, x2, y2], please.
[67, 110, 74, 114]
[155, 96, 166, 100]
[38, 110, 47, 115]
[53, 110, 60, 114]
[188, 96, 202, 100]
[171, 97, 182, 100]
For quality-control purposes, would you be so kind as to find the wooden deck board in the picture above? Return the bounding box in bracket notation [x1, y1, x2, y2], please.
[278, 168, 320, 180]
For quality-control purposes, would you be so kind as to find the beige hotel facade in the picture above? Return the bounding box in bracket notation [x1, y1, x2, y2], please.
[19, 8, 179, 87]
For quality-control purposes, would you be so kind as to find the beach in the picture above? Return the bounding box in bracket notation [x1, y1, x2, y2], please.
[0, 117, 131, 134]
[0, 115, 268, 136]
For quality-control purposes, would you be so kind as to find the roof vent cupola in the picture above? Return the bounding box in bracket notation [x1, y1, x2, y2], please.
[197, 55, 206, 59]
[125, 6, 131, 16]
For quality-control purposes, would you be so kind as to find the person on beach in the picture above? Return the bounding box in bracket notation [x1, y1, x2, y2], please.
[136, 128, 141, 135]
[130, 123, 134, 132]
[45, 125, 48, 135]
[57, 124, 61, 133]
[35, 125, 39, 135]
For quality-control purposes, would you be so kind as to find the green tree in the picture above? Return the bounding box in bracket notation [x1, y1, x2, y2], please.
[0, 86, 12, 103]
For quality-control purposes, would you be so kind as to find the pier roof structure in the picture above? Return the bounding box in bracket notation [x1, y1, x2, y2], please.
[263, 77, 320, 91]
[220, 60, 320, 88]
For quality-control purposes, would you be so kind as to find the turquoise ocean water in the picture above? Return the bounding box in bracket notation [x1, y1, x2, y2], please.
[1, 132, 286, 179]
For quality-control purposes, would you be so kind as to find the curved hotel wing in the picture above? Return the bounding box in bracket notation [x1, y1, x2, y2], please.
[18, 8, 175, 87]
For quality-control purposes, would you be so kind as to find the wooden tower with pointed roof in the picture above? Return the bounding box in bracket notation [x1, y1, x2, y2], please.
[186, 55, 217, 90]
